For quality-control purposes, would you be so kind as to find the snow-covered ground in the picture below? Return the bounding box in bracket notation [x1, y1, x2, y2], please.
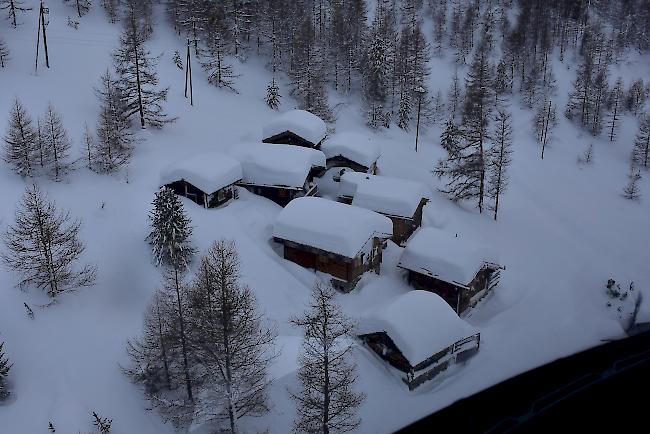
[1, 3, 650, 434]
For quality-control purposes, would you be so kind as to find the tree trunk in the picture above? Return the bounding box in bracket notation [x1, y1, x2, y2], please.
[174, 267, 193, 402]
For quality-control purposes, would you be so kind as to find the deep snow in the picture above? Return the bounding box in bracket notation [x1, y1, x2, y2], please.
[1, 3, 650, 434]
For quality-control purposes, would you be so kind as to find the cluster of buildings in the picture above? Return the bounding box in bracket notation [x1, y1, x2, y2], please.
[159, 109, 503, 390]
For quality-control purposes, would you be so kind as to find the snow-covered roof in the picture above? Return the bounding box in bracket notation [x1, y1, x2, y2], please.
[160, 152, 242, 193]
[397, 227, 499, 286]
[339, 172, 428, 218]
[273, 197, 393, 259]
[321, 132, 381, 168]
[359, 290, 478, 367]
[262, 109, 327, 146]
[231, 143, 326, 189]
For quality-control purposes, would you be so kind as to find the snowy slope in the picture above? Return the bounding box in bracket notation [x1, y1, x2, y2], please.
[1, 3, 650, 434]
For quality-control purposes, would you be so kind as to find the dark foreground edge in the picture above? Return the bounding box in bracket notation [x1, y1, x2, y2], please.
[398, 331, 650, 433]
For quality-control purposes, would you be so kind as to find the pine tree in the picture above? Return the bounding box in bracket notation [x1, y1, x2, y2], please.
[188, 240, 277, 433]
[172, 50, 183, 69]
[534, 99, 558, 159]
[202, 28, 238, 91]
[3, 98, 38, 177]
[440, 118, 462, 154]
[607, 78, 624, 142]
[94, 70, 134, 173]
[41, 103, 73, 180]
[0, 340, 11, 400]
[290, 283, 365, 434]
[565, 60, 593, 127]
[82, 122, 95, 170]
[626, 79, 647, 116]
[1, 0, 31, 28]
[577, 143, 594, 165]
[632, 114, 650, 169]
[1, 184, 96, 299]
[265, 77, 281, 110]
[493, 57, 511, 107]
[447, 68, 462, 121]
[101, 0, 119, 23]
[65, 0, 91, 18]
[362, 8, 392, 127]
[0, 36, 9, 67]
[623, 165, 642, 201]
[113, 7, 174, 128]
[590, 66, 609, 136]
[487, 110, 513, 221]
[146, 187, 195, 269]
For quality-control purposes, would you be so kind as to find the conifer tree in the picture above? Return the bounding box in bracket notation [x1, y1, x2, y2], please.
[1, 184, 96, 299]
[0, 340, 11, 400]
[1, 0, 31, 28]
[188, 240, 277, 433]
[113, 7, 173, 128]
[0, 36, 9, 67]
[41, 103, 73, 180]
[487, 110, 513, 221]
[440, 118, 462, 154]
[3, 98, 37, 177]
[265, 77, 281, 110]
[290, 283, 365, 434]
[65, 0, 91, 18]
[362, 8, 392, 127]
[626, 79, 647, 116]
[623, 165, 642, 201]
[447, 68, 462, 120]
[632, 114, 650, 169]
[202, 29, 238, 91]
[534, 99, 558, 159]
[607, 78, 624, 142]
[94, 70, 134, 173]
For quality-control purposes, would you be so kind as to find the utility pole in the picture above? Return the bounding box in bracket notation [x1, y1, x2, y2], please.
[414, 86, 427, 152]
[35, 1, 50, 72]
[185, 38, 199, 106]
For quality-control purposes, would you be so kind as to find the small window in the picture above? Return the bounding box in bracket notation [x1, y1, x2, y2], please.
[217, 189, 226, 201]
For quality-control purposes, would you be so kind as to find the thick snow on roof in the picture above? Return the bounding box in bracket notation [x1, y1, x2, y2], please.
[231, 143, 326, 188]
[339, 172, 428, 218]
[321, 132, 381, 168]
[398, 227, 499, 286]
[359, 291, 478, 367]
[273, 197, 393, 258]
[262, 109, 327, 145]
[160, 152, 242, 193]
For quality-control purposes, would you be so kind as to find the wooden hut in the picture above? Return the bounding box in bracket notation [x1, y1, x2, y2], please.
[358, 291, 480, 390]
[160, 152, 242, 208]
[397, 228, 502, 315]
[321, 132, 380, 174]
[272, 197, 393, 291]
[262, 109, 327, 149]
[232, 143, 326, 207]
[338, 172, 429, 245]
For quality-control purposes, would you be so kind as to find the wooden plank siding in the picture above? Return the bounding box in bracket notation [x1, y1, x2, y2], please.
[275, 237, 384, 291]
[164, 180, 238, 208]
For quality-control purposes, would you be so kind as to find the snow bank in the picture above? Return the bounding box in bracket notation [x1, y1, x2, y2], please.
[397, 227, 499, 286]
[339, 172, 428, 218]
[273, 197, 393, 259]
[359, 290, 478, 367]
[321, 132, 381, 168]
[262, 109, 327, 146]
[637, 289, 650, 324]
[159, 152, 243, 193]
[231, 143, 326, 188]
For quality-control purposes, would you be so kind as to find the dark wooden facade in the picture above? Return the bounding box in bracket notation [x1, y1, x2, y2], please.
[237, 181, 318, 207]
[274, 237, 384, 291]
[164, 180, 238, 208]
[388, 198, 428, 245]
[405, 265, 498, 314]
[359, 331, 480, 390]
[263, 131, 322, 149]
[326, 155, 378, 175]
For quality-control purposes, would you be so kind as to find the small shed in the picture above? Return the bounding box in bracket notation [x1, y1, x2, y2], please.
[160, 152, 243, 208]
[273, 197, 393, 291]
[358, 291, 480, 390]
[262, 109, 327, 149]
[321, 132, 381, 174]
[338, 172, 429, 245]
[232, 143, 326, 206]
[397, 228, 502, 315]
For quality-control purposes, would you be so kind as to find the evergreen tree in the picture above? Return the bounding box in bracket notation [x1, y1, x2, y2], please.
[265, 77, 281, 110]
[202, 28, 238, 91]
[172, 50, 183, 69]
[101, 0, 119, 23]
[590, 66, 609, 136]
[623, 165, 642, 201]
[188, 240, 277, 433]
[290, 283, 365, 434]
[493, 57, 511, 107]
[0, 36, 9, 67]
[534, 99, 558, 159]
[607, 78, 624, 142]
[632, 114, 650, 169]
[41, 103, 73, 180]
[65, 0, 91, 18]
[487, 110, 513, 221]
[1, 184, 96, 299]
[0, 340, 11, 400]
[1, 0, 31, 28]
[82, 122, 95, 170]
[626, 79, 647, 116]
[94, 70, 134, 173]
[362, 7, 392, 127]
[447, 68, 462, 121]
[440, 118, 462, 154]
[113, 7, 174, 128]
[146, 187, 195, 269]
[565, 60, 593, 127]
[3, 98, 37, 177]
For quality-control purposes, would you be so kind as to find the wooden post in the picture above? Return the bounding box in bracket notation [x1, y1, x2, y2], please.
[185, 39, 195, 106]
[41, 2, 50, 68]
